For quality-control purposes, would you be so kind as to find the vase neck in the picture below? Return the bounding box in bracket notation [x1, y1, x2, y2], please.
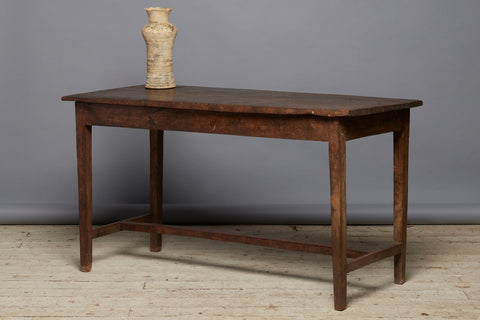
[146, 8, 171, 24]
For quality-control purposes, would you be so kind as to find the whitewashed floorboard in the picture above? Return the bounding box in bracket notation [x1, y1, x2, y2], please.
[0, 225, 479, 319]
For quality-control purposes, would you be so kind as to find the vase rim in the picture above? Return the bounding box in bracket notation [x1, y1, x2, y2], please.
[145, 7, 172, 12]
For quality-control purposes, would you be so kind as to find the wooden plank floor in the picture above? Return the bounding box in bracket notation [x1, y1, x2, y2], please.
[1, 225, 479, 319]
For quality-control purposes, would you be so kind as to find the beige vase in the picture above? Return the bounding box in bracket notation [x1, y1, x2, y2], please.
[142, 7, 177, 89]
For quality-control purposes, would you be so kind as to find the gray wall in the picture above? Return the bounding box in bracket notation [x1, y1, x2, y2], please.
[1, 0, 479, 224]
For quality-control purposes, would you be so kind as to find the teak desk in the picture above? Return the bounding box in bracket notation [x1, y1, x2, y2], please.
[62, 85, 422, 310]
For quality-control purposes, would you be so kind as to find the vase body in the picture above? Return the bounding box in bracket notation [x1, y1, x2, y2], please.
[142, 7, 177, 89]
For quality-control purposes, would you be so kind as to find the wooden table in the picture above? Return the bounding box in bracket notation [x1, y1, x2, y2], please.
[62, 85, 422, 310]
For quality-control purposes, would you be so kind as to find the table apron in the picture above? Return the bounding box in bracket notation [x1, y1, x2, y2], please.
[76, 102, 330, 141]
[76, 102, 407, 141]
[343, 111, 406, 140]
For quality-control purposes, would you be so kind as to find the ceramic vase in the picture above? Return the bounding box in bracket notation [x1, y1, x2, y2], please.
[142, 7, 177, 89]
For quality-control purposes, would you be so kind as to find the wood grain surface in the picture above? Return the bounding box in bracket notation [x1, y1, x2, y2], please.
[67, 85, 422, 311]
[62, 85, 422, 117]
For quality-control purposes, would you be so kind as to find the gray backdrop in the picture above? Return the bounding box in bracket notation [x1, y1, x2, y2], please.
[1, 0, 479, 224]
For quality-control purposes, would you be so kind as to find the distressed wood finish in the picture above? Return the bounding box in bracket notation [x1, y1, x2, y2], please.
[92, 214, 152, 239]
[120, 221, 368, 258]
[346, 244, 402, 273]
[75, 105, 93, 272]
[343, 110, 405, 140]
[150, 130, 164, 252]
[75, 103, 331, 141]
[393, 110, 410, 284]
[328, 119, 348, 310]
[62, 85, 422, 117]
[64, 85, 422, 311]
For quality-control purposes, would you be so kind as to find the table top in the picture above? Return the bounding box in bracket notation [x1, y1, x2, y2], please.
[62, 85, 422, 117]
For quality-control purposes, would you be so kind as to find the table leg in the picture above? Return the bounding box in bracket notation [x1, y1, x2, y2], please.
[393, 110, 410, 284]
[150, 130, 164, 252]
[329, 120, 347, 311]
[75, 105, 92, 272]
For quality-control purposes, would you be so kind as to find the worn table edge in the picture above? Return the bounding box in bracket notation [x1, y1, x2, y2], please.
[62, 85, 423, 118]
